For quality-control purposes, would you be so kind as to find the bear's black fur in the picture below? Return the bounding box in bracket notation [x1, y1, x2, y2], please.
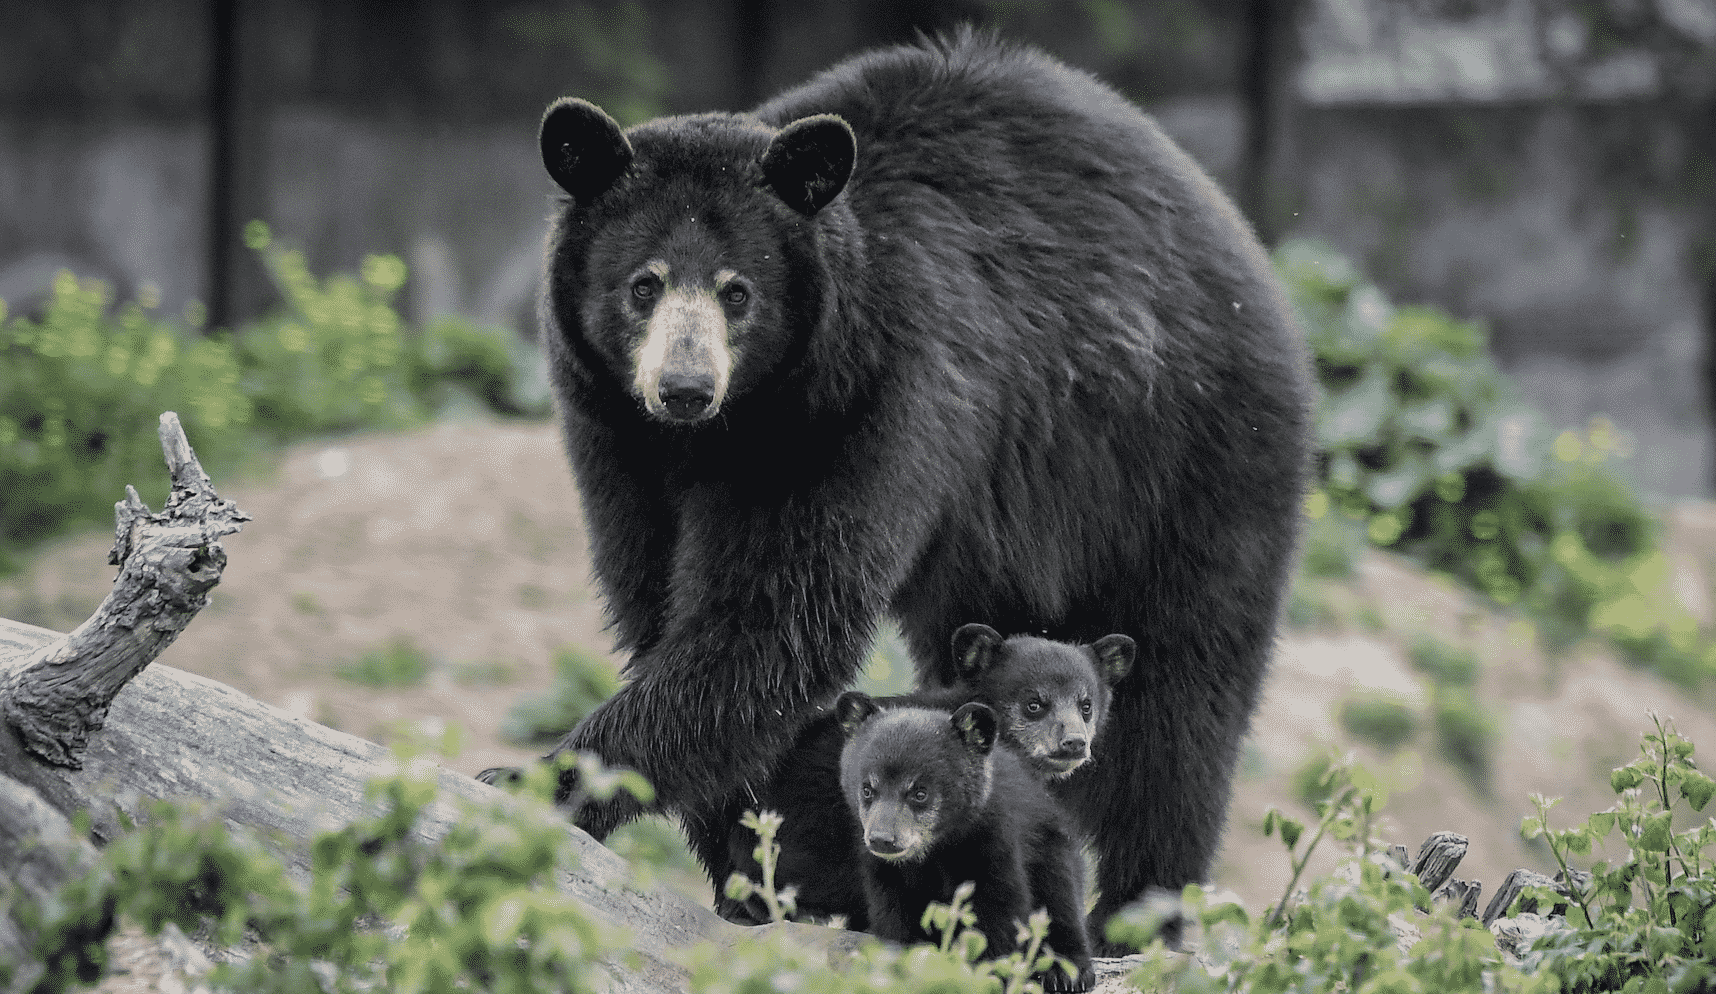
[523, 28, 1313, 950]
[838, 693, 1094, 992]
[717, 624, 1133, 929]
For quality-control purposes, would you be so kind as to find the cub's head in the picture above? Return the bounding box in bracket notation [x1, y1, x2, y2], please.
[951, 623, 1136, 780]
[835, 693, 998, 864]
[536, 97, 856, 425]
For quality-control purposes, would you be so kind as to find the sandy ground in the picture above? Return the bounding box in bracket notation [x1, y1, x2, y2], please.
[7, 416, 1716, 956]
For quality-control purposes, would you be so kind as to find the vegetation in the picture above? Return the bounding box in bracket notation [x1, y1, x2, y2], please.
[1280, 238, 1716, 688]
[16, 716, 1716, 993]
[1123, 716, 1716, 993]
[0, 222, 546, 573]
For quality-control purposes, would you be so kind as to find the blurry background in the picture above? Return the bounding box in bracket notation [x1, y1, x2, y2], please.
[5, 0, 1716, 919]
[3, 0, 1713, 495]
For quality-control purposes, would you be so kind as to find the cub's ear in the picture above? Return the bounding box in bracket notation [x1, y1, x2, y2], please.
[951, 623, 1004, 679]
[540, 98, 633, 204]
[951, 702, 998, 755]
[836, 691, 881, 739]
[760, 114, 855, 215]
[1090, 634, 1136, 686]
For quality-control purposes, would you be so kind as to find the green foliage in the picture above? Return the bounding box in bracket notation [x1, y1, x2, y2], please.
[701, 823, 1074, 994]
[0, 222, 546, 572]
[1432, 688, 1499, 792]
[1337, 691, 1418, 752]
[1516, 714, 1716, 992]
[14, 750, 651, 994]
[333, 635, 433, 688]
[0, 275, 250, 567]
[501, 645, 622, 747]
[1278, 239, 1713, 687]
[724, 809, 799, 924]
[1406, 633, 1481, 688]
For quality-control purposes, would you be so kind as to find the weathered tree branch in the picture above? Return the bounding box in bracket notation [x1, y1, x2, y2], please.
[1, 412, 249, 768]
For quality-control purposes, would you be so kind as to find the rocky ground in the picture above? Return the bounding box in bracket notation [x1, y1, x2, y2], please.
[6, 417, 1715, 988]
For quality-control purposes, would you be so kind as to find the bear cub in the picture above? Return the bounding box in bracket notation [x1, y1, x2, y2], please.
[838, 694, 1094, 992]
[717, 624, 1134, 928]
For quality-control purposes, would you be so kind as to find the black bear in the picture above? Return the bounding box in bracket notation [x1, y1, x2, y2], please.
[838, 693, 1094, 992]
[513, 27, 1313, 951]
[717, 623, 1133, 928]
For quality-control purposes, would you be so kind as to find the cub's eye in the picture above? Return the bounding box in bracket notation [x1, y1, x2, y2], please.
[722, 285, 749, 307]
[1080, 700, 1093, 717]
[1024, 700, 1044, 716]
[910, 787, 929, 804]
[860, 784, 874, 803]
[630, 278, 657, 301]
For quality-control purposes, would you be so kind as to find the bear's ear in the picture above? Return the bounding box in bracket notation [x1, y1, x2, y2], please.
[951, 702, 998, 755]
[759, 114, 855, 216]
[836, 692, 881, 739]
[951, 623, 1004, 678]
[540, 98, 633, 204]
[1090, 634, 1136, 686]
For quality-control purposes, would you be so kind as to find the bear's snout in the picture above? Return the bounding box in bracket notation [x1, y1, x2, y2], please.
[658, 371, 717, 422]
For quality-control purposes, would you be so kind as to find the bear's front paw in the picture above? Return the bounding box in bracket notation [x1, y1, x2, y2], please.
[476, 765, 524, 786]
[1036, 960, 1094, 993]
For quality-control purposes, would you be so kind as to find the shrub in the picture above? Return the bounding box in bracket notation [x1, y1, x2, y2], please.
[1338, 691, 1418, 752]
[1278, 239, 1712, 687]
[501, 645, 621, 747]
[333, 635, 433, 688]
[0, 224, 546, 573]
[0, 275, 250, 568]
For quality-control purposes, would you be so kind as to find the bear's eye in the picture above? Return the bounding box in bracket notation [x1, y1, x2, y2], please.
[860, 783, 874, 804]
[721, 284, 749, 307]
[910, 787, 929, 804]
[1024, 700, 1044, 716]
[1080, 699, 1093, 717]
[630, 278, 657, 301]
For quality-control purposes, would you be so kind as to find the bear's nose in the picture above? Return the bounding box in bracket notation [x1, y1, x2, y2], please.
[658, 372, 716, 421]
[866, 834, 904, 856]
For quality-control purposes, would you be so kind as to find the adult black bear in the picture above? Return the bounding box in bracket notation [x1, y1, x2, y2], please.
[518, 28, 1312, 950]
[838, 694, 1093, 991]
[718, 623, 1134, 928]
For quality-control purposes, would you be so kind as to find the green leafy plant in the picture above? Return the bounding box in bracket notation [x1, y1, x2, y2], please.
[12, 749, 650, 994]
[1118, 752, 1508, 994]
[333, 634, 433, 688]
[1516, 713, 1716, 992]
[1278, 239, 1713, 687]
[501, 645, 622, 746]
[1338, 691, 1418, 752]
[0, 274, 250, 566]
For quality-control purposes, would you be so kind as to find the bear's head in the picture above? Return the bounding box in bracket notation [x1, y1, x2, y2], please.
[538, 98, 856, 425]
[951, 623, 1136, 780]
[836, 693, 998, 863]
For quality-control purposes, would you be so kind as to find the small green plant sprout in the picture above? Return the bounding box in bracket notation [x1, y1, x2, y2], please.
[1515, 713, 1716, 992]
[1264, 752, 1393, 927]
[921, 880, 986, 962]
[333, 634, 432, 688]
[723, 809, 799, 924]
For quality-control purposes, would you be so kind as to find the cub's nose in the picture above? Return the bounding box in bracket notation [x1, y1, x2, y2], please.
[866, 834, 904, 856]
[658, 372, 716, 421]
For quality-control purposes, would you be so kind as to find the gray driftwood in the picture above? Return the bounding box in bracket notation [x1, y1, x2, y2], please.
[0, 413, 859, 992]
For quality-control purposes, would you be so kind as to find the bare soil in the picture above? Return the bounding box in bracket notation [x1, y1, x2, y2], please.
[7, 416, 1716, 923]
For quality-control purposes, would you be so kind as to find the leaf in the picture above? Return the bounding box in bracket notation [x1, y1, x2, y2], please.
[1587, 810, 1617, 840]
[1279, 816, 1305, 851]
[1613, 765, 1647, 793]
[1520, 815, 1545, 840]
[1320, 365, 1394, 449]
[1639, 811, 1674, 853]
[1680, 770, 1716, 812]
